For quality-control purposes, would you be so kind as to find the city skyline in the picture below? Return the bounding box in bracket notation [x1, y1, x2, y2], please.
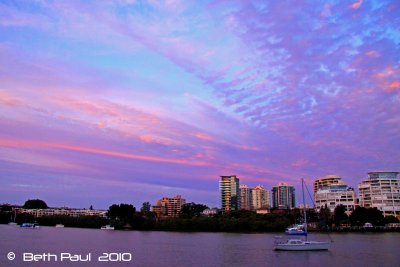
[1, 1, 399, 209]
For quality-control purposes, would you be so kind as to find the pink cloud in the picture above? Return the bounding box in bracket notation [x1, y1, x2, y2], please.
[0, 138, 208, 167]
[366, 50, 379, 57]
[351, 0, 363, 9]
[0, 91, 22, 106]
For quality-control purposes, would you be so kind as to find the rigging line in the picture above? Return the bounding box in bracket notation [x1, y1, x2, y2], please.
[304, 179, 334, 243]
[304, 180, 316, 208]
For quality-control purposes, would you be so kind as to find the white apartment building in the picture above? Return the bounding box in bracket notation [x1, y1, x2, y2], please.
[358, 171, 400, 219]
[252, 185, 270, 210]
[314, 175, 356, 215]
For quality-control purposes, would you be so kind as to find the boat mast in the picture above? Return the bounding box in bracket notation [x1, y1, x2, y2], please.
[302, 178, 308, 241]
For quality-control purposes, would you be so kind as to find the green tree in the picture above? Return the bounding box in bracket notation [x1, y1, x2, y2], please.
[140, 202, 151, 215]
[366, 208, 384, 226]
[180, 202, 208, 218]
[350, 207, 384, 226]
[319, 205, 332, 229]
[107, 204, 136, 220]
[383, 216, 399, 224]
[23, 199, 48, 209]
[107, 203, 136, 229]
[229, 210, 256, 219]
[334, 205, 348, 225]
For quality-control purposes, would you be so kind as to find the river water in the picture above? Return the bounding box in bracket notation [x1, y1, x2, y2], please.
[0, 224, 399, 267]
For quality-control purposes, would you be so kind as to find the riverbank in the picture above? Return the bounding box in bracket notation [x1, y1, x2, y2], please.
[1, 225, 400, 267]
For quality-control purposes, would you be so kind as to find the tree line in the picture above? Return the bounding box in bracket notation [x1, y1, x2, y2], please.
[1, 200, 398, 232]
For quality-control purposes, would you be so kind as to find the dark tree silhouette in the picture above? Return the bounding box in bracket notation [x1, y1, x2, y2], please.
[107, 204, 136, 220]
[140, 202, 151, 215]
[180, 202, 208, 218]
[23, 199, 48, 209]
[350, 207, 384, 226]
[334, 205, 348, 224]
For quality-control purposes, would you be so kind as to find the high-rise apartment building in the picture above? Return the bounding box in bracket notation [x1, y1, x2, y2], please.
[272, 182, 295, 209]
[220, 175, 240, 213]
[239, 184, 252, 210]
[252, 185, 270, 210]
[152, 195, 186, 217]
[358, 171, 400, 219]
[314, 175, 356, 215]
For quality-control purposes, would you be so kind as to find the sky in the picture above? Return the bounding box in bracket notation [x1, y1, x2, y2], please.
[0, 0, 399, 209]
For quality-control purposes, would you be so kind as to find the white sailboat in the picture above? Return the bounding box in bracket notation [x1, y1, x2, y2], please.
[100, 225, 114, 230]
[274, 179, 331, 251]
[8, 210, 17, 226]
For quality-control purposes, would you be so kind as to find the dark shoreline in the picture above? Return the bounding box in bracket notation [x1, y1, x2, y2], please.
[3, 222, 400, 234]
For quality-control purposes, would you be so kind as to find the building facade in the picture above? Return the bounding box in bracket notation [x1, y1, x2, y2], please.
[220, 175, 240, 213]
[152, 195, 186, 218]
[358, 171, 400, 219]
[313, 175, 343, 195]
[239, 184, 252, 210]
[314, 175, 356, 215]
[252, 185, 270, 210]
[272, 182, 295, 209]
[14, 208, 107, 217]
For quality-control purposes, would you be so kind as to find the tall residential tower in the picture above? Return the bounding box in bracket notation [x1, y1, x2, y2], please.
[220, 175, 240, 213]
[252, 185, 270, 210]
[239, 185, 252, 210]
[272, 182, 295, 209]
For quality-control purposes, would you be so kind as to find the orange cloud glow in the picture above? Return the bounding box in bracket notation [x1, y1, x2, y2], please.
[389, 81, 400, 90]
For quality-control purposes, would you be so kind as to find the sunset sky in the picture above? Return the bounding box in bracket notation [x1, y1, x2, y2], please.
[1, 0, 399, 209]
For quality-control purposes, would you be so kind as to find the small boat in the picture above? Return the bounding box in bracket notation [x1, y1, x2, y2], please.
[285, 224, 307, 236]
[274, 179, 331, 251]
[55, 224, 65, 228]
[20, 223, 40, 229]
[363, 222, 373, 229]
[100, 225, 114, 230]
[8, 222, 18, 226]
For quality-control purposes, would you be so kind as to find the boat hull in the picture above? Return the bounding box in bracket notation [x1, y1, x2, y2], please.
[20, 223, 40, 229]
[285, 231, 307, 236]
[274, 241, 330, 251]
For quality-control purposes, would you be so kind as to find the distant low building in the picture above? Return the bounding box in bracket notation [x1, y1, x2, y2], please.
[14, 208, 107, 217]
[202, 208, 219, 216]
[255, 208, 270, 215]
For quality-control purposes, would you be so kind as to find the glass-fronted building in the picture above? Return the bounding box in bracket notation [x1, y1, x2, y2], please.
[272, 182, 295, 209]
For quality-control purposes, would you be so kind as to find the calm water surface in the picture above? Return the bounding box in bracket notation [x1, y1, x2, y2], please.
[0, 224, 399, 267]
